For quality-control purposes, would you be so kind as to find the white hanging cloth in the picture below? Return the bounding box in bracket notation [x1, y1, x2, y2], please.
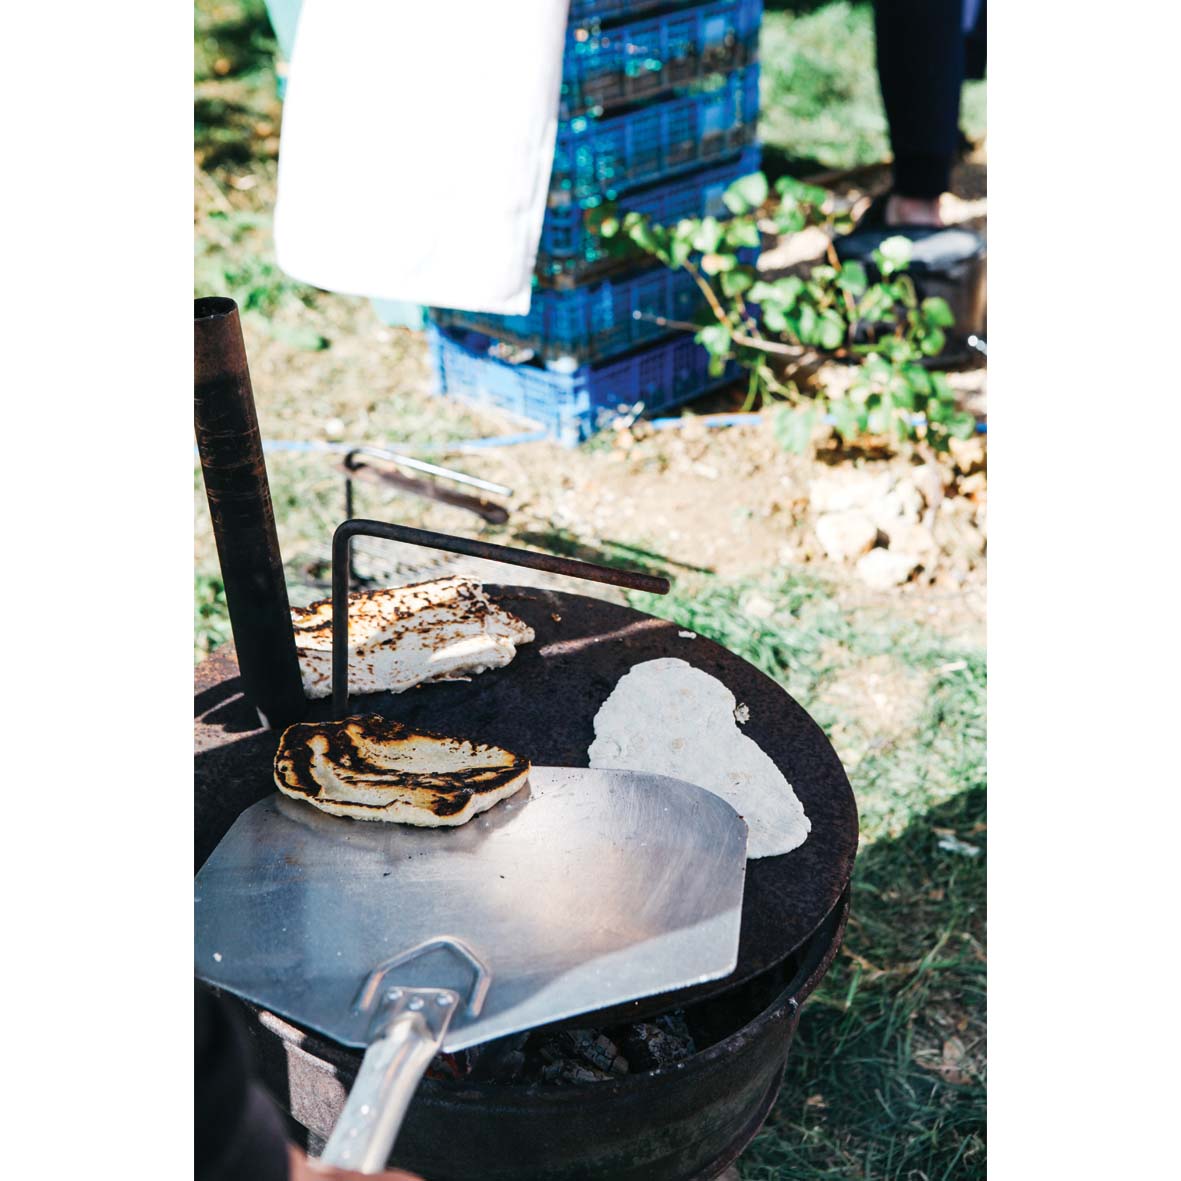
[274, 0, 568, 315]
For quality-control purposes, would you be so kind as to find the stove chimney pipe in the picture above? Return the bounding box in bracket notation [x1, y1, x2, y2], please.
[194, 297, 307, 730]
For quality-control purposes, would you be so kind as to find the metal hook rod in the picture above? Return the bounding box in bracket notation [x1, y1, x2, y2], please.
[331, 518, 670, 718]
[345, 445, 513, 497]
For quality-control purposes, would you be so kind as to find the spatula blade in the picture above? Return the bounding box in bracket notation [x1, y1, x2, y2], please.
[195, 766, 747, 1051]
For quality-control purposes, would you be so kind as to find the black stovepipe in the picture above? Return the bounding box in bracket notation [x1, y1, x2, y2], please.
[195, 297, 670, 729]
[195, 296, 308, 731]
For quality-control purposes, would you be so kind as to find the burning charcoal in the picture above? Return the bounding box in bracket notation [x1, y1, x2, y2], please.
[616, 1011, 697, 1072]
[559, 1030, 629, 1076]
[528, 1028, 629, 1084]
[426, 1049, 476, 1081]
[467, 1032, 530, 1083]
[539, 1060, 615, 1084]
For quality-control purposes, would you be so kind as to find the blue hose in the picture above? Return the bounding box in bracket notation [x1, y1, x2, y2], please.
[647, 412, 987, 434]
[227, 412, 983, 461]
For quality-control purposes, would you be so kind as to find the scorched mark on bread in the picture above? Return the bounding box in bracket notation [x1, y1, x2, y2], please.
[291, 577, 534, 700]
[274, 715, 531, 826]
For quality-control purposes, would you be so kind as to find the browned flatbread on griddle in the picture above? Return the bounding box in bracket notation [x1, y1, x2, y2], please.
[274, 715, 530, 826]
[291, 578, 534, 700]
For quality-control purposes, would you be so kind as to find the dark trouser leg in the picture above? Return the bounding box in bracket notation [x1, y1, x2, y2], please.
[873, 0, 965, 200]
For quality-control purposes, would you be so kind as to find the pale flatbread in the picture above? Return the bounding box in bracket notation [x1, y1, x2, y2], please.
[587, 658, 810, 859]
[292, 578, 534, 699]
[274, 714, 530, 826]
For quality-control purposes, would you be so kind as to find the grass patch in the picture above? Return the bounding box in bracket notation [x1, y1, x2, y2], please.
[194, 572, 232, 662]
[631, 571, 985, 1177]
[760, 2, 987, 173]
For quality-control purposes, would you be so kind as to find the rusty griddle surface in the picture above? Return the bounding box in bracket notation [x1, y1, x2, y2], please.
[195, 585, 858, 1026]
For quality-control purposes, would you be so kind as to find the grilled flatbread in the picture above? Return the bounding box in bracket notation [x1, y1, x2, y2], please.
[292, 578, 534, 700]
[274, 715, 531, 826]
[587, 658, 810, 859]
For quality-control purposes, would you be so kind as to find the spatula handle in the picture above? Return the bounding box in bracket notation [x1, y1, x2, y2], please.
[321, 987, 459, 1173]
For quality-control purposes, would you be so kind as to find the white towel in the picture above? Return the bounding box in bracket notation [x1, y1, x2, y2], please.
[274, 0, 568, 315]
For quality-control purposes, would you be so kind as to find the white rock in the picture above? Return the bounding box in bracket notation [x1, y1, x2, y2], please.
[872, 483, 924, 531]
[856, 548, 921, 589]
[883, 522, 938, 556]
[949, 434, 986, 474]
[907, 464, 946, 511]
[815, 511, 879, 562]
[807, 469, 894, 514]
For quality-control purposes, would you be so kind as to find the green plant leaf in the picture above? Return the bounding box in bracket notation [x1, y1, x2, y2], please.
[708, 353, 727, 378]
[867, 402, 892, 435]
[863, 354, 892, 385]
[692, 215, 724, 253]
[723, 172, 769, 215]
[774, 206, 807, 235]
[774, 404, 818, 455]
[874, 235, 913, 276]
[817, 309, 846, 351]
[724, 219, 763, 249]
[925, 397, 951, 424]
[762, 304, 790, 334]
[774, 275, 805, 308]
[721, 266, 756, 297]
[797, 303, 819, 345]
[949, 411, 978, 440]
[920, 327, 946, 357]
[628, 219, 668, 263]
[829, 399, 863, 441]
[836, 260, 868, 295]
[669, 235, 694, 269]
[922, 296, 955, 327]
[775, 175, 806, 200]
[800, 182, 829, 208]
[901, 363, 931, 395]
[931, 372, 956, 402]
[696, 323, 733, 356]
[888, 372, 916, 410]
[598, 216, 619, 239]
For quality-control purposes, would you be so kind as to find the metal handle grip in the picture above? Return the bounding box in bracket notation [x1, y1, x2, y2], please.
[321, 987, 459, 1173]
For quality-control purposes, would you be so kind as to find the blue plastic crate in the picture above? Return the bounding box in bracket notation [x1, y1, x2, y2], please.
[433, 242, 758, 365]
[568, 0, 699, 22]
[561, 0, 762, 117]
[551, 66, 760, 206]
[428, 324, 741, 446]
[538, 144, 761, 286]
[432, 266, 703, 365]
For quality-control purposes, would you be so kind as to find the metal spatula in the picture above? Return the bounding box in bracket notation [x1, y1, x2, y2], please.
[195, 766, 747, 1173]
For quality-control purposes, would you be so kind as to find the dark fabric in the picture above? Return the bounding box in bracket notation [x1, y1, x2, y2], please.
[196, 985, 290, 1181]
[873, 0, 966, 199]
[965, 0, 987, 81]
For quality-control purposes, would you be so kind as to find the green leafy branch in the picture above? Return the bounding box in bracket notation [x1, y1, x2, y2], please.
[600, 172, 976, 454]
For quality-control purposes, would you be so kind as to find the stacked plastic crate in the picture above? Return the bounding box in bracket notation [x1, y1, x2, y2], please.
[429, 0, 763, 446]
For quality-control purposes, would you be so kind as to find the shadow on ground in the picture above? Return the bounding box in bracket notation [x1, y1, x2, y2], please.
[741, 788, 986, 1180]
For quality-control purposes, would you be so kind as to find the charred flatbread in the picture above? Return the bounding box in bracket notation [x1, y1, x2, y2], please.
[274, 715, 531, 826]
[291, 577, 534, 699]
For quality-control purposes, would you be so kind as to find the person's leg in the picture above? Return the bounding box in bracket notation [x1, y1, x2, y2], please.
[873, 0, 966, 226]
